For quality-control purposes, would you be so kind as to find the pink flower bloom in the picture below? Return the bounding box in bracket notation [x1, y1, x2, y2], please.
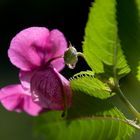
[0, 85, 43, 116]
[0, 27, 72, 116]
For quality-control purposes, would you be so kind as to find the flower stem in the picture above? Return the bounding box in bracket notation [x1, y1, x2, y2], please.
[77, 52, 85, 59]
[115, 83, 140, 122]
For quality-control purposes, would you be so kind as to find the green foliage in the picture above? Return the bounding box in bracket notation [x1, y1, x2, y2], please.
[83, 0, 130, 78]
[117, 0, 140, 76]
[35, 92, 135, 140]
[70, 71, 113, 99]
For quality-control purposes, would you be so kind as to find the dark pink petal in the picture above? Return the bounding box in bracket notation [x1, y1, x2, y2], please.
[0, 84, 43, 116]
[31, 65, 72, 110]
[55, 69, 72, 108]
[8, 27, 50, 71]
[45, 29, 67, 71]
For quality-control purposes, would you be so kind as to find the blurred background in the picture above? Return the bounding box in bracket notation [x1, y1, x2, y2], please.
[0, 0, 140, 140]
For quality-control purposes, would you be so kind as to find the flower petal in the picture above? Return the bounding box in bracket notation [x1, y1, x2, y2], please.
[8, 27, 50, 71]
[31, 65, 72, 110]
[23, 95, 44, 116]
[0, 84, 43, 116]
[19, 70, 34, 91]
[51, 58, 65, 72]
[54, 68, 72, 108]
[45, 29, 67, 71]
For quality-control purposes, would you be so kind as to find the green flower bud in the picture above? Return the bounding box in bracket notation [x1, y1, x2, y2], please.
[64, 44, 78, 69]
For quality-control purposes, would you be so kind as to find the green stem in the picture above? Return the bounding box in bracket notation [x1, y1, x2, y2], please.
[115, 84, 140, 122]
[77, 52, 85, 59]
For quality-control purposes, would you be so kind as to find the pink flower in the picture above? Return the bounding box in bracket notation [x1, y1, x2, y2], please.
[0, 85, 43, 116]
[0, 27, 72, 116]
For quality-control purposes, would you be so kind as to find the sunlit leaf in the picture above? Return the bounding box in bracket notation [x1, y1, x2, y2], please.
[70, 71, 113, 99]
[83, 0, 130, 79]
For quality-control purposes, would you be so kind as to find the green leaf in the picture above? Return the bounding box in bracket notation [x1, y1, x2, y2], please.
[117, 0, 140, 76]
[34, 92, 135, 140]
[137, 62, 140, 81]
[70, 71, 113, 99]
[83, 0, 130, 78]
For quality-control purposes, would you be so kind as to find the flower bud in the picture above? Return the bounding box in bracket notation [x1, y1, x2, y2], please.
[64, 44, 78, 69]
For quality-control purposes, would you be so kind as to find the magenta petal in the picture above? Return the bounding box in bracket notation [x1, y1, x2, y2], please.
[19, 70, 34, 91]
[0, 84, 43, 116]
[23, 95, 44, 116]
[51, 58, 65, 72]
[45, 29, 67, 71]
[31, 65, 72, 110]
[54, 68, 72, 108]
[8, 27, 50, 71]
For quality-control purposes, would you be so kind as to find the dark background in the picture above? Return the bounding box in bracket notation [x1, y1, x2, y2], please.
[0, 0, 92, 79]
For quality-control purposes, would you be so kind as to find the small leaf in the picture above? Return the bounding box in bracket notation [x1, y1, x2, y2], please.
[34, 92, 135, 140]
[83, 0, 130, 78]
[70, 71, 112, 99]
